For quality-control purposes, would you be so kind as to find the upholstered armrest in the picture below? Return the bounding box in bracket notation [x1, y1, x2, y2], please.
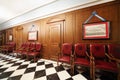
[105, 53, 120, 63]
[25, 48, 30, 51]
[105, 53, 114, 60]
[18, 48, 24, 50]
[90, 56, 94, 61]
[86, 51, 90, 58]
[30, 48, 35, 51]
[114, 58, 120, 63]
[16, 47, 22, 50]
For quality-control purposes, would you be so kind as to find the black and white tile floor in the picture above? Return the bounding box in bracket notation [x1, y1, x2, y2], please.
[0, 53, 87, 80]
[0, 53, 117, 80]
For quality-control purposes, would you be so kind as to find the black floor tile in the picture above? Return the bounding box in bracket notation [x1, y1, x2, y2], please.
[45, 63, 53, 69]
[47, 73, 60, 80]
[37, 61, 45, 66]
[34, 70, 46, 79]
[17, 64, 28, 69]
[24, 67, 36, 73]
[67, 69, 79, 76]
[12, 63, 22, 66]
[0, 71, 14, 79]
[66, 77, 73, 80]
[0, 68, 8, 73]
[55, 65, 65, 72]
[7, 61, 16, 64]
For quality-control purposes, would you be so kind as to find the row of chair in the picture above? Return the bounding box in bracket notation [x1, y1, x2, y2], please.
[14, 42, 42, 62]
[0, 42, 16, 53]
[57, 43, 120, 80]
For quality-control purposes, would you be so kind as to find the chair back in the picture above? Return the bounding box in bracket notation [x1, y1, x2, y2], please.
[29, 42, 36, 50]
[35, 43, 41, 51]
[10, 42, 16, 47]
[90, 44, 106, 59]
[20, 43, 25, 48]
[108, 44, 120, 59]
[24, 42, 31, 49]
[74, 43, 87, 57]
[62, 43, 72, 56]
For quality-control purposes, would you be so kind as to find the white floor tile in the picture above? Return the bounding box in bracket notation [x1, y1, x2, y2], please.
[34, 76, 47, 80]
[15, 60, 25, 63]
[10, 69, 26, 77]
[20, 72, 35, 80]
[27, 63, 37, 68]
[46, 67, 56, 75]
[0, 64, 13, 68]
[57, 71, 71, 80]
[36, 65, 45, 71]
[72, 74, 87, 80]
[21, 61, 30, 65]
[4, 66, 19, 72]
[0, 62, 8, 65]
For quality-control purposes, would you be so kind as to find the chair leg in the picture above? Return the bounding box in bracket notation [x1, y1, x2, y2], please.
[34, 55, 37, 62]
[117, 63, 120, 80]
[26, 55, 29, 60]
[91, 61, 95, 80]
[71, 63, 74, 75]
[57, 59, 59, 66]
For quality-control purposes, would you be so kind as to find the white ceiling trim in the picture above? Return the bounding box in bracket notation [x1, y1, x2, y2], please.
[0, 0, 114, 30]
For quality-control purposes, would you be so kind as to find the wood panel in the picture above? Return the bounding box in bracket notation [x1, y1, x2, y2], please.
[75, 2, 119, 44]
[0, 31, 6, 45]
[15, 26, 23, 49]
[39, 19, 49, 59]
[65, 11, 75, 43]
[118, 3, 120, 43]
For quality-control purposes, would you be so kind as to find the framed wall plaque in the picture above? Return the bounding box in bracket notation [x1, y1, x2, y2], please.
[83, 21, 110, 39]
[28, 31, 38, 40]
[9, 35, 13, 41]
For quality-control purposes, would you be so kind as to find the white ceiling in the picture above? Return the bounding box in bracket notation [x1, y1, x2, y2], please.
[0, 0, 114, 30]
[0, 0, 56, 24]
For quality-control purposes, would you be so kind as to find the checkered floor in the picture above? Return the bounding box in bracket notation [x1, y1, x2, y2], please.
[0, 53, 88, 80]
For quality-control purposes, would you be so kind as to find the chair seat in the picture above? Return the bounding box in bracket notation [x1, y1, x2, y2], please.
[28, 52, 39, 56]
[59, 56, 70, 63]
[74, 58, 90, 66]
[21, 51, 28, 55]
[95, 60, 118, 72]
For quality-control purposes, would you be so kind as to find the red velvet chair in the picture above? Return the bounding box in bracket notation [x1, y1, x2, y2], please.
[27, 42, 41, 62]
[14, 42, 27, 55]
[13, 43, 26, 57]
[73, 43, 93, 79]
[108, 44, 120, 59]
[57, 43, 73, 73]
[3, 42, 16, 54]
[1, 42, 11, 53]
[20, 42, 31, 58]
[107, 44, 120, 80]
[90, 44, 118, 80]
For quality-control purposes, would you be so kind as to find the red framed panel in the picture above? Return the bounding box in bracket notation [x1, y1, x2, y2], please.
[83, 21, 110, 39]
[28, 31, 38, 41]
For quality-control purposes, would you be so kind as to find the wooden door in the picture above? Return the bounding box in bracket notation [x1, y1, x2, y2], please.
[49, 21, 64, 60]
[16, 27, 23, 49]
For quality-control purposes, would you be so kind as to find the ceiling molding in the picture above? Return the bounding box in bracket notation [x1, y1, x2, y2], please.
[0, 0, 114, 30]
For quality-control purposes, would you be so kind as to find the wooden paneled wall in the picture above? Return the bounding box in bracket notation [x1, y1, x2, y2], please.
[1, 1, 120, 60]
